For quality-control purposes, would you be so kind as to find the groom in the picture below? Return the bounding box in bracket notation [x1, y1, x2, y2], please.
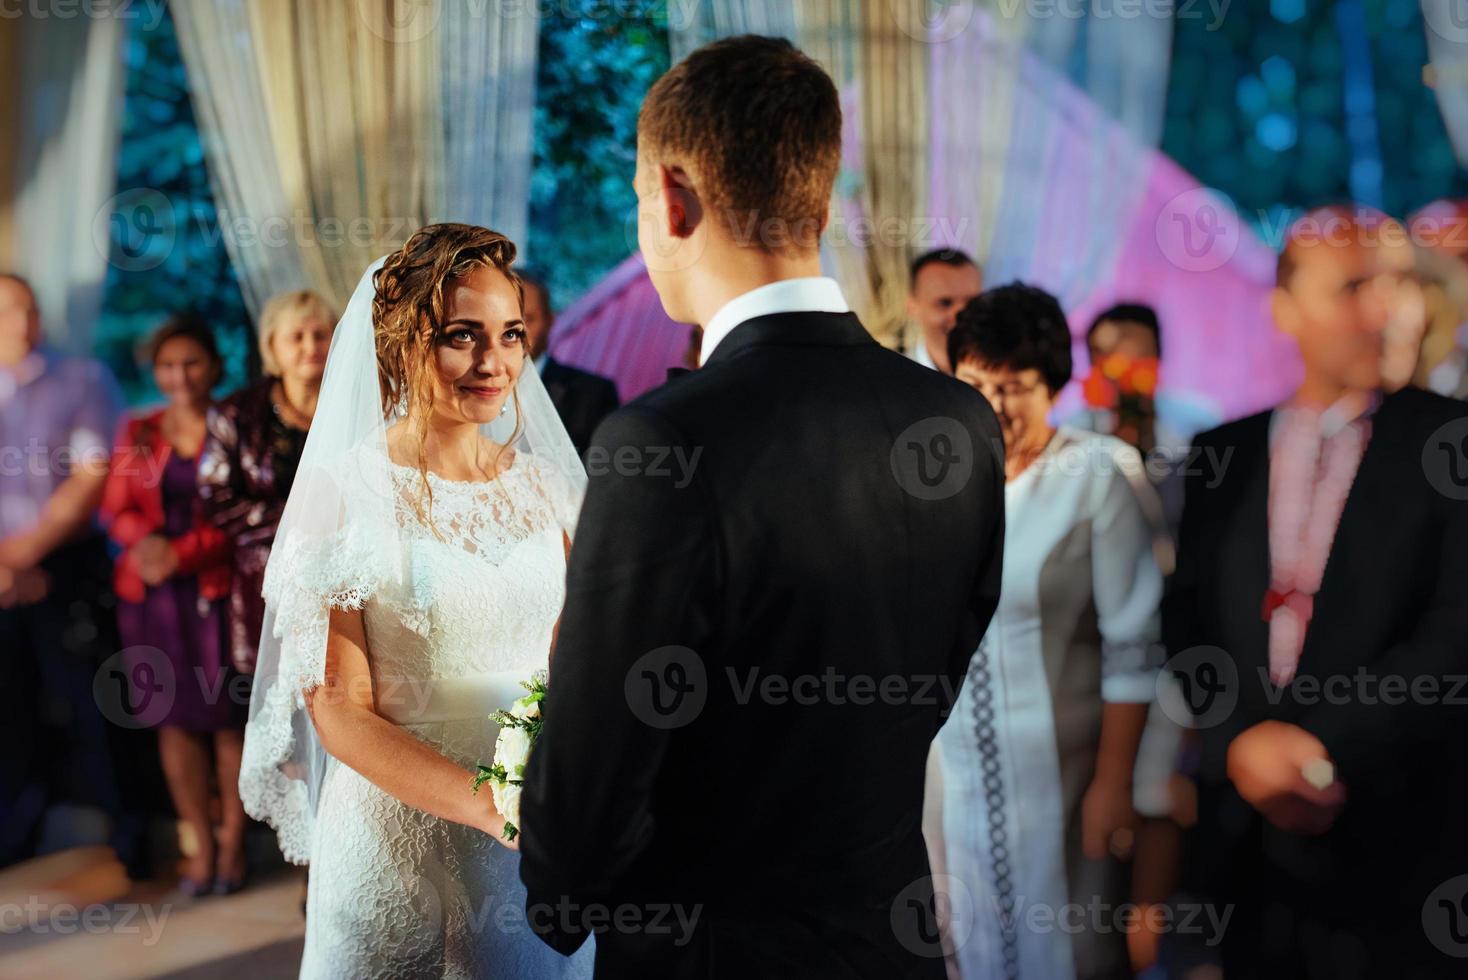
[520, 36, 1005, 978]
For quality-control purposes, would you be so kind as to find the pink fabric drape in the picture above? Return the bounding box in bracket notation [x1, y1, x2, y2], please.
[549, 253, 690, 403]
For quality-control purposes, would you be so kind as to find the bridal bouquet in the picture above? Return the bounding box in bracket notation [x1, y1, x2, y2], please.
[471, 671, 547, 842]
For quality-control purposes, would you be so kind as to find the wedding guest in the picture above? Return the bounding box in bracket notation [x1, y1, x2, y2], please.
[1407, 199, 1468, 396]
[1165, 207, 1468, 976]
[1371, 214, 1434, 395]
[102, 315, 244, 896]
[0, 273, 148, 875]
[930, 283, 1162, 980]
[519, 272, 620, 454]
[906, 247, 983, 374]
[1082, 304, 1220, 472]
[1074, 301, 1210, 972]
[199, 290, 334, 676]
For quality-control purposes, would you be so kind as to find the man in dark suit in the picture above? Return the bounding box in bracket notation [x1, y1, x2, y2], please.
[521, 272, 620, 455]
[1166, 207, 1468, 978]
[519, 36, 1005, 979]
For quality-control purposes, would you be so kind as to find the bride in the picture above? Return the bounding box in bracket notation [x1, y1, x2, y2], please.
[240, 224, 594, 978]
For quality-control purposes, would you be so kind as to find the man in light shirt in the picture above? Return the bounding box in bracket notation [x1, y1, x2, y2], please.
[0, 273, 148, 879]
[906, 248, 983, 374]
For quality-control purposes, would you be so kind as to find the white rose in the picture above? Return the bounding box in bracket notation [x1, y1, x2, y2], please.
[493, 782, 523, 829]
[495, 726, 532, 772]
[510, 696, 541, 721]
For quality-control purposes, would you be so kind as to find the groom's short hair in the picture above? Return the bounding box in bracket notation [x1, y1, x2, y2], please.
[638, 35, 841, 253]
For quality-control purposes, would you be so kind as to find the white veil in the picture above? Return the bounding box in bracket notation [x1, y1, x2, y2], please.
[240, 256, 587, 864]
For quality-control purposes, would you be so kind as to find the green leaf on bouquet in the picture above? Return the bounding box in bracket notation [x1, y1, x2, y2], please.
[472, 763, 509, 794]
[502, 821, 519, 842]
[471, 767, 494, 794]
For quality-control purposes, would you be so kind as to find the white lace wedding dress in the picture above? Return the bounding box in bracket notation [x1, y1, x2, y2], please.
[294, 451, 595, 979]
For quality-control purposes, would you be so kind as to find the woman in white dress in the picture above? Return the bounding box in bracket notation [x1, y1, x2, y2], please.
[928, 284, 1163, 980]
[240, 225, 594, 979]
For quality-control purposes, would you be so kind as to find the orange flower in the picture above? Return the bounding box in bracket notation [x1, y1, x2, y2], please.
[1126, 358, 1159, 397]
[1101, 353, 1130, 381]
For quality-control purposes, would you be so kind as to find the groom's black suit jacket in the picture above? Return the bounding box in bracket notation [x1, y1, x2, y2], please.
[520, 311, 1005, 979]
[1164, 387, 1468, 977]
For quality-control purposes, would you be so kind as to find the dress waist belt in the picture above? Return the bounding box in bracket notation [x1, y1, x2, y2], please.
[375, 670, 527, 726]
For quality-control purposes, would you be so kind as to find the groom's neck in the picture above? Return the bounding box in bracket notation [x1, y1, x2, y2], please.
[685, 240, 825, 329]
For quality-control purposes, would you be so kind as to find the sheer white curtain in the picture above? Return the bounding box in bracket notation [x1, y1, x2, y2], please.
[172, 0, 541, 317]
[931, 7, 1161, 309]
[668, 0, 797, 62]
[1423, 0, 1468, 168]
[171, 0, 312, 319]
[9, 12, 127, 350]
[1012, 2, 1174, 149]
[664, 1, 1172, 344]
[667, 0, 927, 347]
[438, 3, 540, 250]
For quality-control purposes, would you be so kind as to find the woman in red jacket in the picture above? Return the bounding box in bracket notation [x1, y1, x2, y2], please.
[102, 315, 242, 896]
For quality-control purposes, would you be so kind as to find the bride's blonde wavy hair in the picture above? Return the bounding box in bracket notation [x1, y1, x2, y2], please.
[372, 223, 527, 530]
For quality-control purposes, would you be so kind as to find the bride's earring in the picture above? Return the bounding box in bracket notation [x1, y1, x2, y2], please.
[500, 403, 508, 417]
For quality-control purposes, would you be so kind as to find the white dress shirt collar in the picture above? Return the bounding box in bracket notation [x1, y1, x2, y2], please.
[699, 277, 849, 365]
[910, 338, 938, 371]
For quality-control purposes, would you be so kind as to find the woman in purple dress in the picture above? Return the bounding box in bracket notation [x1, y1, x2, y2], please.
[102, 316, 240, 896]
[198, 290, 334, 676]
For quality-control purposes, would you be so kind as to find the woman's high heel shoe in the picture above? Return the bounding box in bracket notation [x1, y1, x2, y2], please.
[212, 872, 247, 896]
[177, 875, 213, 898]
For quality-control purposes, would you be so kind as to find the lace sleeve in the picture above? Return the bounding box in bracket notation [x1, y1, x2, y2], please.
[261, 508, 387, 693]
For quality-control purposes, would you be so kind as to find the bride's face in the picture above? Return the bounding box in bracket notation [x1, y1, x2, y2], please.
[429, 264, 527, 426]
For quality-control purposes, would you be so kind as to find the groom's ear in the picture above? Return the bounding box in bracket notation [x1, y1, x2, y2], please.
[658, 164, 703, 241]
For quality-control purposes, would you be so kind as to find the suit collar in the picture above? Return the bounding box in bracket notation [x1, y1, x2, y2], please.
[700, 312, 876, 367]
[699, 277, 849, 364]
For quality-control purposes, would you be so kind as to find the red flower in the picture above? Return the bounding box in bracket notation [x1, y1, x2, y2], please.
[1082, 369, 1119, 409]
